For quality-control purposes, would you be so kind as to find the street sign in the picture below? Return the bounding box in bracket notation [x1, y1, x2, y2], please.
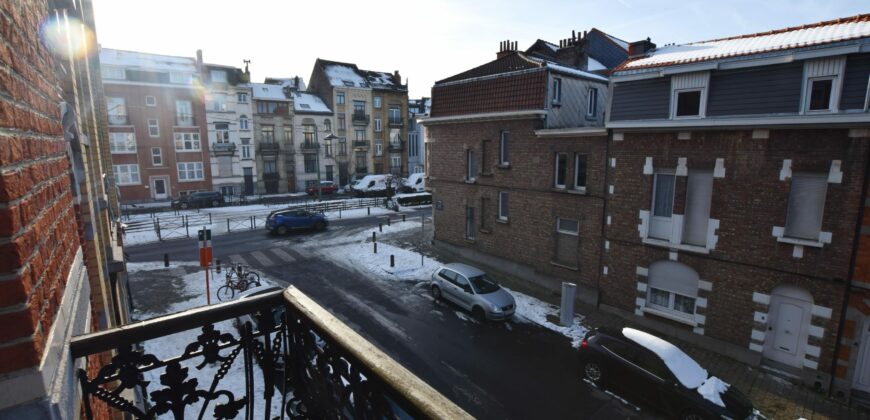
[198, 228, 212, 268]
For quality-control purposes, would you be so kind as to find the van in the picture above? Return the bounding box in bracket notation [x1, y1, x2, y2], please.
[351, 174, 396, 197]
[402, 173, 425, 192]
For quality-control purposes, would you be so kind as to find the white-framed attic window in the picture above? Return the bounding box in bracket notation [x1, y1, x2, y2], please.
[801, 57, 846, 114]
[670, 72, 709, 119]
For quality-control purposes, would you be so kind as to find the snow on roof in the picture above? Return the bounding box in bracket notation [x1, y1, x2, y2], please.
[367, 71, 398, 89]
[100, 48, 196, 73]
[622, 328, 708, 389]
[267, 77, 306, 90]
[293, 92, 331, 113]
[251, 83, 290, 101]
[588, 57, 607, 71]
[621, 14, 870, 70]
[545, 41, 559, 52]
[323, 64, 368, 87]
[540, 60, 609, 82]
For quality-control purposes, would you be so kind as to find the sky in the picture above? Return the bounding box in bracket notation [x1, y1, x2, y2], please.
[91, 0, 869, 99]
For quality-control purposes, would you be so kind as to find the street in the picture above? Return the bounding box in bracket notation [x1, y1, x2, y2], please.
[126, 208, 650, 419]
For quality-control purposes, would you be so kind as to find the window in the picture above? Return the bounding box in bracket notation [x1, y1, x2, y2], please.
[389, 129, 401, 147]
[151, 147, 162, 166]
[221, 186, 235, 197]
[237, 92, 248, 103]
[239, 116, 249, 130]
[145, 96, 157, 107]
[170, 72, 193, 84]
[554, 152, 568, 188]
[408, 132, 418, 157]
[682, 170, 713, 247]
[112, 164, 140, 185]
[557, 218, 579, 235]
[324, 139, 332, 156]
[674, 90, 702, 117]
[337, 92, 345, 105]
[109, 132, 136, 153]
[284, 128, 292, 143]
[304, 154, 317, 173]
[466, 206, 475, 240]
[325, 165, 334, 181]
[339, 140, 347, 156]
[807, 78, 834, 111]
[354, 152, 367, 171]
[646, 261, 699, 320]
[343, 80, 354, 87]
[256, 101, 287, 115]
[574, 154, 587, 190]
[499, 131, 509, 166]
[375, 118, 382, 132]
[261, 126, 274, 143]
[498, 191, 509, 221]
[177, 162, 204, 181]
[552, 78, 562, 103]
[324, 119, 332, 132]
[650, 172, 676, 240]
[174, 132, 201, 151]
[784, 173, 828, 240]
[466, 149, 476, 181]
[102, 66, 125, 80]
[390, 153, 401, 171]
[586, 88, 598, 117]
[555, 218, 579, 267]
[353, 100, 365, 114]
[337, 115, 346, 129]
[147, 119, 159, 137]
[389, 106, 401, 124]
[211, 94, 226, 112]
[106, 97, 127, 125]
[210, 70, 227, 83]
[355, 129, 365, 141]
[375, 140, 383, 156]
[241, 139, 251, 159]
[215, 122, 229, 143]
[218, 156, 232, 176]
[301, 124, 315, 144]
[373, 96, 382, 108]
[264, 160, 277, 174]
[175, 100, 193, 126]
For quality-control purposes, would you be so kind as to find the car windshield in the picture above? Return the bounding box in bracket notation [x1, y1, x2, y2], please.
[468, 274, 499, 294]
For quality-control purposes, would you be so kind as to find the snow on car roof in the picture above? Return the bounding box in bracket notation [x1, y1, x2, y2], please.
[622, 327, 708, 389]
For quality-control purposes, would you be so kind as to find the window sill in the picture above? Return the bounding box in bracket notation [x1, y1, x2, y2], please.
[776, 236, 826, 248]
[478, 228, 491, 234]
[464, 178, 477, 184]
[496, 218, 509, 225]
[550, 261, 578, 271]
[551, 187, 587, 196]
[464, 238, 476, 244]
[497, 163, 511, 169]
[178, 179, 206, 183]
[641, 306, 697, 326]
[641, 238, 710, 254]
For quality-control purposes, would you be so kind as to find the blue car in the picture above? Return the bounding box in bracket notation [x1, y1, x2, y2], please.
[266, 209, 328, 235]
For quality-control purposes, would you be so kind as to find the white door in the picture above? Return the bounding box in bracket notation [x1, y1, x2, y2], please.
[853, 320, 870, 392]
[764, 290, 812, 368]
[152, 178, 168, 200]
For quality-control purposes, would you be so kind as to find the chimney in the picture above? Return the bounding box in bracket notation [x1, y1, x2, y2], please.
[393, 70, 401, 84]
[496, 39, 517, 59]
[294, 75, 299, 88]
[628, 37, 656, 57]
[195, 49, 203, 71]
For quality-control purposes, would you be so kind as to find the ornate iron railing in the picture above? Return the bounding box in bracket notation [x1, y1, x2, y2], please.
[71, 288, 470, 419]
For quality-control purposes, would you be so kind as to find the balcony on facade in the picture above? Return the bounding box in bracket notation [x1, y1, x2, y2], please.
[389, 117, 404, 127]
[212, 142, 236, 155]
[259, 142, 280, 156]
[352, 112, 370, 125]
[352, 140, 370, 149]
[70, 287, 469, 420]
[389, 140, 404, 151]
[300, 141, 320, 152]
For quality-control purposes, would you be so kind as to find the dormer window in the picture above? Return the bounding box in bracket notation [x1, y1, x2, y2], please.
[210, 70, 227, 83]
[802, 57, 845, 113]
[552, 78, 562, 104]
[807, 78, 834, 111]
[675, 90, 702, 117]
[670, 72, 709, 119]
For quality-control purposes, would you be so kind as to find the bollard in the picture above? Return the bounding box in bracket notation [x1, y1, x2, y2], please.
[339, 208, 342, 219]
[209, 213, 212, 224]
[227, 218, 231, 232]
[367, 207, 370, 215]
[250, 215, 254, 230]
[185, 215, 190, 238]
[390, 254, 395, 267]
[379, 223, 383, 232]
[164, 253, 169, 267]
[374, 242, 378, 254]
[372, 232, 377, 243]
[560, 282, 577, 327]
[215, 259, 221, 273]
[387, 217, 391, 226]
[402, 214, 406, 222]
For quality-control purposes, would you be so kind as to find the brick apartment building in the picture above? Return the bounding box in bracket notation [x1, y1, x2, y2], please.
[0, 0, 128, 417]
[366, 70, 409, 175]
[423, 33, 628, 303]
[100, 48, 213, 203]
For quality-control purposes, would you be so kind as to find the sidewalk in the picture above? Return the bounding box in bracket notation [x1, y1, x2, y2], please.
[395, 228, 869, 419]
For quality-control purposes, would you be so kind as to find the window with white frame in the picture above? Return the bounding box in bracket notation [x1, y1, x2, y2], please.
[650, 172, 675, 240]
[337, 92, 345, 105]
[151, 147, 162, 166]
[466, 149, 476, 181]
[466, 206, 475, 240]
[375, 140, 383, 156]
[109, 132, 136, 153]
[106, 97, 127, 125]
[803, 57, 845, 113]
[237, 92, 248, 103]
[574, 154, 587, 190]
[147, 119, 159, 137]
[555, 217, 579, 267]
[554, 152, 568, 188]
[102, 66, 125, 80]
[552, 77, 562, 104]
[586, 88, 598, 117]
[239, 116, 249, 130]
[215, 122, 230, 143]
[498, 191, 509, 221]
[210, 70, 227, 83]
[145, 96, 157, 107]
[170, 72, 193, 84]
[211, 94, 227, 112]
[177, 162, 204, 181]
[557, 217, 579, 235]
[241, 139, 251, 159]
[373, 96, 382, 108]
[375, 118, 382, 132]
[784, 173, 828, 240]
[674, 90, 702, 117]
[113, 164, 140, 185]
[646, 261, 699, 320]
[499, 131, 509, 165]
[390, 153, 401, 170]
[807, 78, 834, 111]
[682, 170, 713, 247]
[355, 129, 365, 141]
[176, 100, 193, 126]
[174, 132, 201, 151]
[670, 72, 708, 118]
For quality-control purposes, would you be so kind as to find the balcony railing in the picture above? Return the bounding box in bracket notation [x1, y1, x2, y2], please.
[389, 117, 404, 127]
[71, 288, 470, 420]
[352, 140, 370, 149]
[259, 142, 280, 155]
[389, 140, 404, 151]
[212, 142, 236, 155]
[352, 112, 369, 125]
[300, 141, 319, 152]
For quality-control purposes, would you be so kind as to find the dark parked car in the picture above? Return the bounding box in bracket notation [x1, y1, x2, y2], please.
[306, 181, 339, 196]
[171, 191, 225, 209]
[578, 327, 763, 420]
[266, 209, 328, 235]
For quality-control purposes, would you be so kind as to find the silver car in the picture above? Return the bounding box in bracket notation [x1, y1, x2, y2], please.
[430, 263, 516, 321]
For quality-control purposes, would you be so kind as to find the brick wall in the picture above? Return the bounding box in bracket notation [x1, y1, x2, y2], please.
[0, 0, 83, 374]
[430, 70, 546, 117]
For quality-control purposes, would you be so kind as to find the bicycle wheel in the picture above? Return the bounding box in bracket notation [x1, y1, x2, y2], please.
[216, 285, 234, 301]
[245, 272, 261, 287]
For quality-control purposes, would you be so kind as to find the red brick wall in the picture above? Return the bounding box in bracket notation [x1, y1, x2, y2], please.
[0, 0, 84, 374]
[430, 71, 546, 117]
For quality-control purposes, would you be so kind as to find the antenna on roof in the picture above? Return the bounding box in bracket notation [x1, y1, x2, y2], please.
[243, 59, 250, 75]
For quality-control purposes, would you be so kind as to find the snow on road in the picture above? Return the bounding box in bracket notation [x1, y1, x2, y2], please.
[127, 262, 283, 418]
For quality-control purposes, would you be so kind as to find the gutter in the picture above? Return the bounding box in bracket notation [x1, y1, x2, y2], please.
[418, 110, 546, 126]
[535, 127, 607, 138]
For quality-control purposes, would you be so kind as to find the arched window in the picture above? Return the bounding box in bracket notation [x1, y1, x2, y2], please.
[646, 261, 699, 318]
[239, 115, 249, 130]
[324, 119, 332, 133]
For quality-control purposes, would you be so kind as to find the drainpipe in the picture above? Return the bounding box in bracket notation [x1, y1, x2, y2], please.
[596, 128, 611, 308]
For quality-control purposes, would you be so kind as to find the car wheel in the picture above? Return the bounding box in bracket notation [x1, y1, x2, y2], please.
[583, 361, 603, 383]
[431, 285, 442, 300]
[680, 411, 707, 420]
[276, 225, 288, 235]
[314, 221, 326, 231]
[180, 202, 189, 209]
[471, 306, 486, 322]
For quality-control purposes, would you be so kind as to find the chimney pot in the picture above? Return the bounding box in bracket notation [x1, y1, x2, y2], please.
[628, 38, 657, 57]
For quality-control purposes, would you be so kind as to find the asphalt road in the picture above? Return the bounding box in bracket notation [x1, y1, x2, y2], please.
[126, 208, 649, 419]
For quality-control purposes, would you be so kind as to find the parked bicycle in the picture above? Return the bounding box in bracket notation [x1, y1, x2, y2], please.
[216, 263, 261, 301]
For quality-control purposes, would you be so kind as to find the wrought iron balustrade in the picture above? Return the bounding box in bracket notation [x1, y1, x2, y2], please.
[352, 140, 370, 148]
[259, 143, 280, 155]
[71, 287, 470, 420]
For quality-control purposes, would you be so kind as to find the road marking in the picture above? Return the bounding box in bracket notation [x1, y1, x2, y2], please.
[249, 250, 275, 267]
[269, 248, 296, 263]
